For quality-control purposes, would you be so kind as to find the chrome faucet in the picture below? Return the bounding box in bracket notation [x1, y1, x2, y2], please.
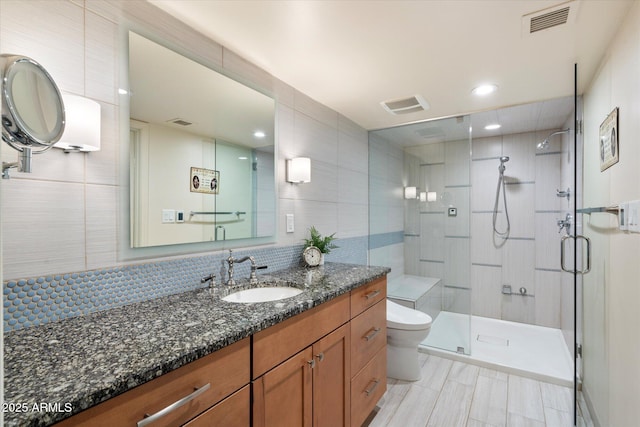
[226, 249, 267, 285]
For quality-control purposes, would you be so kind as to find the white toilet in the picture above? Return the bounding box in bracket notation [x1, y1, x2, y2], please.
[386, 299, 433, 381]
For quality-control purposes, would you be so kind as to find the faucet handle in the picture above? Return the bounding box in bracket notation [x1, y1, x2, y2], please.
[201, 273, 216, 288]
[249, 264, 267, 284]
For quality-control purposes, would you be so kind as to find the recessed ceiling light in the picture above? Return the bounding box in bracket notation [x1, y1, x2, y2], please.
[253, 131, 266, 138]
[238, 156, 248, 160]
[472, 84, 498, 96]
[485, 124, 501, 130]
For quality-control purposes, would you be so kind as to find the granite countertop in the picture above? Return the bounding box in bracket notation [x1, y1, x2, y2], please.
[3, 262, 390, 426]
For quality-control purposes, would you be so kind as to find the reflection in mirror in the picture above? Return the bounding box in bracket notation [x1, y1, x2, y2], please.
[128, 32, 275, 248]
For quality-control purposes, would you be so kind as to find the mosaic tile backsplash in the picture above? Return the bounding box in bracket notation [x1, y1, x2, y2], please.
[3, 236, 368, 331]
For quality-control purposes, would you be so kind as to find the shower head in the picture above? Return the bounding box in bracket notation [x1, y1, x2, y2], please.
[538, 129, 570, 150]
[498, 156, 509, 173]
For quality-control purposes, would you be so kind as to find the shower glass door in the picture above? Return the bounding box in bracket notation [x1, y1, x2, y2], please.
[369, 115, 473, 355]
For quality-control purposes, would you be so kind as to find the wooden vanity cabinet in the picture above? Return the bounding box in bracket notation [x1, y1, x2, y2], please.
[252, 323, 351, 427]
[350, 276, 387, 427]
[252, 294, 351, 427]
[253, 276, 388, 427]
[54, 338, 250, 427]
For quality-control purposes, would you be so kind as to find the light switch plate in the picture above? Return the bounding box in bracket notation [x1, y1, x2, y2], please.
[619, 202, 629, 231]
[162, 209, 176, 223]
[627, 200, 640, 233]
[286, 214, 294, 233]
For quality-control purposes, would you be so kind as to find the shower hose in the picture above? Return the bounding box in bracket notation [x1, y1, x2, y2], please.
[492, 168, 510, 238]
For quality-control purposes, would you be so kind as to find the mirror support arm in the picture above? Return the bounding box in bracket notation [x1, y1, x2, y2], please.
[2, 161, 18, 179]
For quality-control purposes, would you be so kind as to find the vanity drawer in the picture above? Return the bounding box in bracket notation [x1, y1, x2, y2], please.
[351, 299, 386, 375]
[350, 277, 387, 317]
[253, 293, 350, 379]
[55, 338, 250, 427]
[350, 346, 387, 427]
[184, 385, 249, 426]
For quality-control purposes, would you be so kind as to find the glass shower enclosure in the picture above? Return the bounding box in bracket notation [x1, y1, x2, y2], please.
[369, 115, 473, 355]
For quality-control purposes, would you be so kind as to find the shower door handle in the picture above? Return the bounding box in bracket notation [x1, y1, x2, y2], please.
[560, 235, 591, 274]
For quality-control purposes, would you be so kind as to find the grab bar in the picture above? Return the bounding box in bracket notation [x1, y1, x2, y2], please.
[190, 211, 245, 217]
[577, 205, 620, 216]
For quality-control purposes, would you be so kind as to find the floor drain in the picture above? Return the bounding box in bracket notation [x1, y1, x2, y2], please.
[477, 334, 509, 346]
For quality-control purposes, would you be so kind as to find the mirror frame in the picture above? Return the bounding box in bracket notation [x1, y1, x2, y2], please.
[1, 54, 65, 150]
[118, 22, 278, 261]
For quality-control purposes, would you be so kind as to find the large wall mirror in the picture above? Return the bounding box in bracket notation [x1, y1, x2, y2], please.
[128, 32, 276, 248]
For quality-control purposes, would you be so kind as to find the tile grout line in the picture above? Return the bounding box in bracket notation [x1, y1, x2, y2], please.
[465, 365, 481, 427]
[424, 355, 454, 427]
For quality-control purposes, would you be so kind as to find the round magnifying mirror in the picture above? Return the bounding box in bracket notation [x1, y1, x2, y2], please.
[1, 55, 65, 151]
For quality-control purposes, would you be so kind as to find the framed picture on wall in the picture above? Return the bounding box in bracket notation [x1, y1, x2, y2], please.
[190, 167, 220, 194]
[599, 107, 619, 171]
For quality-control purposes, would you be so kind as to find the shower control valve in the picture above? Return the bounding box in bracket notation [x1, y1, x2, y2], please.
[557, 213, 573, 234]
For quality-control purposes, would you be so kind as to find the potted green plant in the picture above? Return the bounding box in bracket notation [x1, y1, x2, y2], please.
[303, 226, 338, 265]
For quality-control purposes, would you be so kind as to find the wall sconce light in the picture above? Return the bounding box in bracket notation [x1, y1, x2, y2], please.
[427, 191, 437, 202]
[404, 186, 417, 199]
[54, 94, 101, 153]
[286, 157, 311, 183]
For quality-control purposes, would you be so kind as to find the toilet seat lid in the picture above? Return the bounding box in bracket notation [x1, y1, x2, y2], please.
[387, 299, 432, 330]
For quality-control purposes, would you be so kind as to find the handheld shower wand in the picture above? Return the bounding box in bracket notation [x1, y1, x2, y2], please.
[493, 156, 511, 239]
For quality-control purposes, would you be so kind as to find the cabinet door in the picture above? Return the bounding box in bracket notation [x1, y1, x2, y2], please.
[313, 323, 351, 427]
[253, 347, 313, 427]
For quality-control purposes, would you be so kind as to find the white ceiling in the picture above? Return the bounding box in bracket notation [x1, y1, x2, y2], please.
[150, 0, 633, 132]
[372, 95, 574, 147]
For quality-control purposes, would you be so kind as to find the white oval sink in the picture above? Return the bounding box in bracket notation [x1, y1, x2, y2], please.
[222, 287, 303, 303]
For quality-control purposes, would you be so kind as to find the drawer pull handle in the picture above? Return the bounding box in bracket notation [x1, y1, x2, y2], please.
[137, 383, 211, 427]
[364, 327, 381, 341]
[364, 379, 380, 396]
[364, 290, 381, 300]
[316, 352, 325, 362]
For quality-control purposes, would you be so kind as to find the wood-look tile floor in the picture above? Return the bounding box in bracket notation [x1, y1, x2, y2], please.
[365, 353, 587, 427]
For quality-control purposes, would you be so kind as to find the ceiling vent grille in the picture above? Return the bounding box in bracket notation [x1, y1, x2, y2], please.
[522, 1, 578, 36]
[530, 7, 570, 33]
[381, 95, 430, 115]
[167, 118, 193, 126]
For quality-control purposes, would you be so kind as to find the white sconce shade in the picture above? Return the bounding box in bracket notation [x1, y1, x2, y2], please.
[419, 192, 427, 202]
[404, 186, 417, 199]
[54, 94, 101, 152]
[286, 157, 311, 183]
[427, 191, 437, 202]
